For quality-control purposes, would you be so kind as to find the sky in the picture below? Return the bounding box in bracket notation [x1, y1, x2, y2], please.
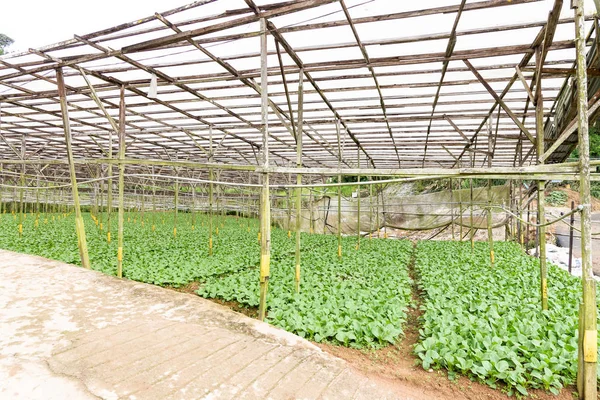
[1, 0, 597, 54]
[1, 0, 193, 53]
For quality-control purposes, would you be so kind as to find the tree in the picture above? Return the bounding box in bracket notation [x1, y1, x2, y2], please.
[0, 34, 14, 55]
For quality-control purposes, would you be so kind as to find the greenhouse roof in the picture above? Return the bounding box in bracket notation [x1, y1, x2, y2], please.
[0, 0, 596, 182]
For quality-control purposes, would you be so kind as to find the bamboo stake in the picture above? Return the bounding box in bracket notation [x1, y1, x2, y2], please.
[117, 85, 126, 278]
[336, 119, 342, 259]
[450, 178, 455, 240]
[574, 1, 598, 396]
[487, 118, 494, 267]
[209, 126, 214, 255]
[458, 177, 463, 241]
[357, 146, 361, 249]
[535, 45, 548, 311]
[258, 18, 271, 322]
[57, 67, 90, 269]
[18, 136, 25, 237]
[294, 69, 303, 293]
[173, 174, 179, 238]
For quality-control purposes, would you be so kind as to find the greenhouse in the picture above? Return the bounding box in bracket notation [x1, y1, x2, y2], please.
[1, 0, 599, 398]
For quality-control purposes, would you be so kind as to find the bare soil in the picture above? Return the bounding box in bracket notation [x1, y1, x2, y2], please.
[316, 245, 578, 400]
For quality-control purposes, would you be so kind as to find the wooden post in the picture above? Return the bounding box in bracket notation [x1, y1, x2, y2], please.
[569, 200, 575, 274]
[487, 119, 494, 267]
[258, 18, 271, 321]
[573, 1, 598, 396]
[173, 173, 179, 238]
[336, 119, 342, 259]
[309, 188, 314, 234]
[57, 68, 91, 269]
[18, 136, 25, 237]
[535, 46, 548, 311]
[458, 177, 463, 241]
[294, 69, 303, 293]
[450, 178, 455, 240]
[117, 85, 126, 278]
[369, 176, 373, 240]
[356, 146, 361, 249]
[209, 126, 214, 255]
[470, 155, 475, 249]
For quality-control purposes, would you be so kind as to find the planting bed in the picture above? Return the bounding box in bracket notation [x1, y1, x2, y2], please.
[0, 211, 412, 348]
[415, 240, 600, 396]
[1, 211, 597, 397]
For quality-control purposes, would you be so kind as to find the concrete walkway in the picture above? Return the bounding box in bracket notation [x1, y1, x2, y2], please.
[0, 250, 416, 400]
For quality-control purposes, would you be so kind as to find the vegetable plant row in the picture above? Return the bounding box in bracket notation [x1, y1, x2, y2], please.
[0, 211, 412, 348]
[414, 240, 600, 396]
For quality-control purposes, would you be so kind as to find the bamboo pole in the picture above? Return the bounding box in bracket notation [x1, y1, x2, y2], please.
[56, 67, 90, 269]
[152, 166, 156, 231]
[487, 119, 494, 267]
[450, 178, 455, 240]
[294, 69, 303, 293]
[356, 146, 361, 249]
[258, 18, 271, 322]
[117, 85, 126, 278]
[369, 177, 373, 240]
[458, 177, 463, 241]
[18, 136, 25, 237]
[574, 1, 598, 396]
[336, 119, 342, 259]
[209, 126, 214, 255]
[470, 153, 475, 249]
[173, 174, 179, 238]
[535, 45, 548, 311]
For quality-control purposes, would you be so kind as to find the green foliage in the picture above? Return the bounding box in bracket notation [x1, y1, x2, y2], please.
[571, 123, 600, 159]
[414, 240, 600, 395]
[0, 211, 412, 349]
[546, 191, 568, 206]
[198, 234, 413, 348]
[0, 33, 14, 55]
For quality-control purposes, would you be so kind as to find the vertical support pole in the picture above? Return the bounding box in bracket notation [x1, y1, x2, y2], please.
[18, 136, 25, 237]
[569, 200, 575, 274]
[209, 126, 214, 255]
[173, 173, 178, 238]
[57, 68, 90, 269]
[450, 178, 455, 240]
[487, 119, 494, 267]
[258, 18, 271, 321]
[535, 46, 548, 311]
[107, 118, 113, 243]
[573, 1, 598, 396]
[458, 177, 463, 241]
[369, 176, 373, 240]
[356, 146, 361, 249]
[309, 189, 314, 234]
[294, 69, 304, 293]
[336, 119, 342, 259]
[375, 183, 380, 238]
[470, 159, 475, 249]
[152, 166, 156, 231]
[117, 85, 126, 278]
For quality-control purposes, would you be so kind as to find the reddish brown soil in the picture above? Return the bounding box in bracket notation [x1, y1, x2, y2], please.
[315, 249, 578, 400]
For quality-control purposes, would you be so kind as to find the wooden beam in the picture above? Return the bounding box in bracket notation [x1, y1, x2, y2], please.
[464, 59, 536, 145]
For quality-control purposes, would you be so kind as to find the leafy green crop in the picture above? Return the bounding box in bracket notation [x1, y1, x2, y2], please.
[414, 240, 599, 396]
[0, 211, 412, 348]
